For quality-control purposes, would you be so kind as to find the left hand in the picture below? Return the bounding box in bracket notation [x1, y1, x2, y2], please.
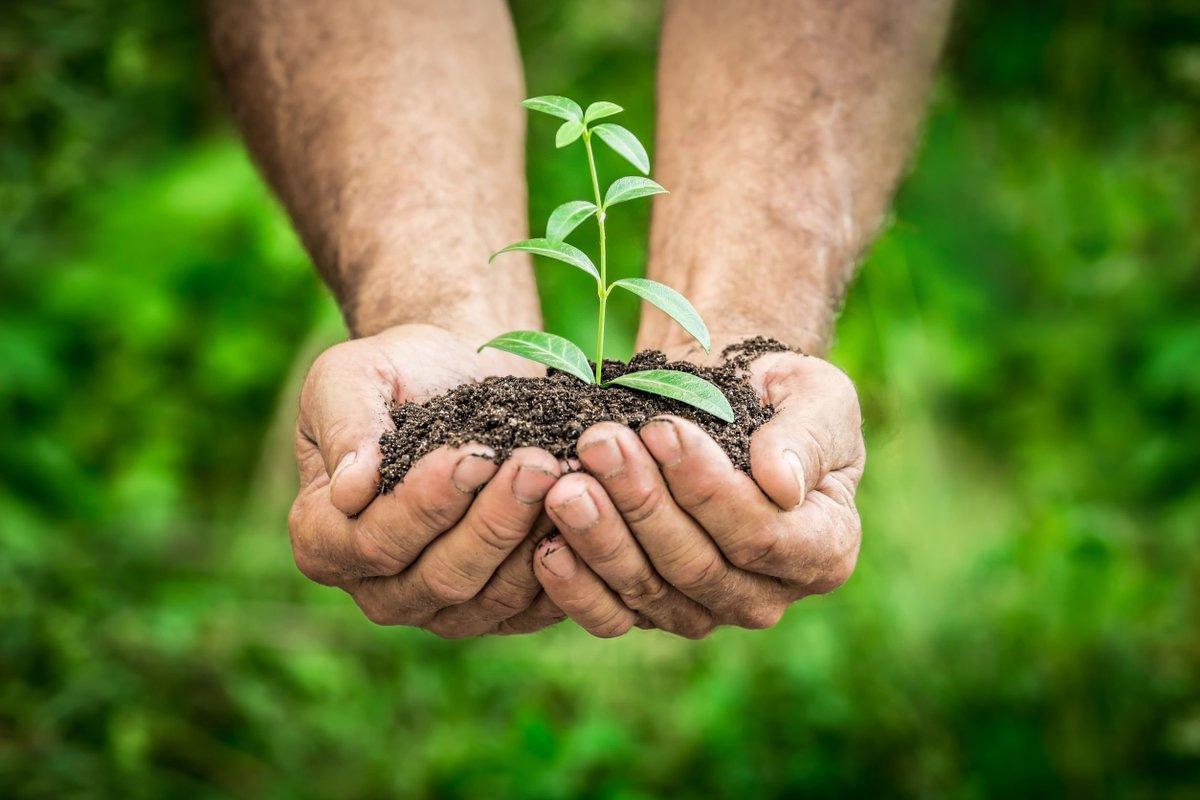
[532, 348, 865, 638]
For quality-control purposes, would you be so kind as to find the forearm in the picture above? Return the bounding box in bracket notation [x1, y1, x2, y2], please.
[207, 0, 540, 338]
[643, 0, 952, 356]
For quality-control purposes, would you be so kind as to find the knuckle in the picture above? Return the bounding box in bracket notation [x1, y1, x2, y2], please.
[468, 511, 529, 554]
[352, 523, 409, 577]
[726, 526, 782, 572]
[674, 613, 716, 640]
[588, 608, 635, 639]
[410, 497, 462, 533]
[353, 593, 403, 627]
[423, 618, 477, 640]
[420, 564, 477, 606]
[737, 603, 787, 630]
[616, 569, 670, 610]
[476, 581, 534, 618]
[291, 546, 332, 585]
[616, 481, 665, 526]
[671, 550, 725, 593]
[673, 476, 723, 513]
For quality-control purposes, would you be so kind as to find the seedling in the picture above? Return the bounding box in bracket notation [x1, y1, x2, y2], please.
[481, 96, 734, 423]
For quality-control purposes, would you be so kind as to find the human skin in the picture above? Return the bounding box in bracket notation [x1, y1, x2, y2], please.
[532, 0, 953, 637]
[208, 0, 950, 637]
[207, 0, 566, 635]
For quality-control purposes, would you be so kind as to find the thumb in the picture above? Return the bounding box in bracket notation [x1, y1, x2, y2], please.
[299, 348, 393, 516]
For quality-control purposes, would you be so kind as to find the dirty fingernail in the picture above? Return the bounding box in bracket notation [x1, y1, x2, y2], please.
[541, 541, 578, 579]
[512, 465, 557, 504]
[554, 490, 599, 530]
[452, 453, 496, 493]
[641, 418, 683, 466]
[783, 449, 807, 506]
[579, 436, 624, 477]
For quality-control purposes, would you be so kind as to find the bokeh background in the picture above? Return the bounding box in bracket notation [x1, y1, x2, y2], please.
[3, 1, 1199, 796]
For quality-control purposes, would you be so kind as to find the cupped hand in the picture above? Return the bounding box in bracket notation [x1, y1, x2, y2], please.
[288, 323, 566, 637]
[532, 348, 865, 638]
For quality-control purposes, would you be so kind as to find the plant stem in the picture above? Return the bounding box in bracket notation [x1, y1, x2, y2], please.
[583, 129, 607, 384]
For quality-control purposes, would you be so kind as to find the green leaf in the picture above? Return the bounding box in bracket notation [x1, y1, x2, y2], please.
[610, 278, 710, 352]
[489, 238, 600, 283]
[478, 330, 594, 384]
[604, 176, 668, 209]
[521, 95, 583, 122]
[605, 370, 734, 423]
[584, 101, 623, 124]
[591, 123, 650, 174]
[546, 201, 598, 242]
[556, 120, 585, 148]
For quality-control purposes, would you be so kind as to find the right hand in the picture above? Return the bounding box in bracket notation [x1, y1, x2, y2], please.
[287, 323, 566, 637]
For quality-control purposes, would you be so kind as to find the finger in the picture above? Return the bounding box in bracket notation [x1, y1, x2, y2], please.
[533, 535, 639, 639]
[298, 342, 397, 516]
[747, 355, 865, 509]
[352, 449, 560, 626]
[288, 481, 363, 585]
[544, 471, 714, 639]
[289, 442, 496, 585]
[425, 513, 555, 638]
[496, 591, 567, 635]
[640, 415, 803, 579]
[577, 423, 786, 628]
[351, 442, 498, 572]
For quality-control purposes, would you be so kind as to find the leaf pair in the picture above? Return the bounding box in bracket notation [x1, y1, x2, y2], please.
[523, 95, 650, 174]
[542, 177, 665, 244]
[478, 330, 734, 422]
[490, 241, 710, 354]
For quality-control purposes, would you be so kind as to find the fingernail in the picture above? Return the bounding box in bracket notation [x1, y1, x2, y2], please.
[641, 418, 684, 466]
[578, 436, 624, 477]
[554, 489, 599, 530]
[452, 453, 495, 493]
[783, 449, 807, 506]
[512, 465, 557, 504]
[541, 540, 578, 579]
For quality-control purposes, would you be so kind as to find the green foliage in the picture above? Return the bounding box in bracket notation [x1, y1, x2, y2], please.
[489, 237, 599, 281]
[520, 95, 583, 122]
[2, 1, 1200, 797]
[478, 330, 595, 385]
[610, 278, 710, 353]
[603, 176, 668, 208]
[584, 101, 624, 124]
[492, 94, 727, 413]
[606, 370, 735, 422]
[590, 123, 651, 174]
[545, 200, 598, 241]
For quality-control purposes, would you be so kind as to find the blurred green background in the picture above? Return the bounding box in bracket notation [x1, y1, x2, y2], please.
[2, 1, 1199, 796]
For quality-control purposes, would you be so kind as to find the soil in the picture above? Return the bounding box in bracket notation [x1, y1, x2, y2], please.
[378, 336, 796, 493]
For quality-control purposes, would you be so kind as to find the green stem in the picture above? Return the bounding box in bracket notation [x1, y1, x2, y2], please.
[583, 130, 607, 384]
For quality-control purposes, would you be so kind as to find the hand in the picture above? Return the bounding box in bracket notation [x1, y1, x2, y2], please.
[532, 348, 864, 638]
[288, 323, 566, 637]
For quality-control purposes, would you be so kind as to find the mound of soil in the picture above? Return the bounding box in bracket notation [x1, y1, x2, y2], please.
[378, 336, 795, 493]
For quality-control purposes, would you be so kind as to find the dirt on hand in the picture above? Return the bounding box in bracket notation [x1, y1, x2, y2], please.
[378, 336, 796, 493]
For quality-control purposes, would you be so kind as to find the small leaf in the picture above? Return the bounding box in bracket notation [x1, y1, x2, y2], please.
[556, 120, 585, 148]
[521, 95, 583, 122]
[489, 238, 600, 283]
[546, 201, 598, 241]
[604, 176, 668, 209]
[591, 123, 650, 174]
[605, 370, 734, 423]
[584, 101, 623, 124]
[611, 278, 710, 352]
[479, 330, 594, 384]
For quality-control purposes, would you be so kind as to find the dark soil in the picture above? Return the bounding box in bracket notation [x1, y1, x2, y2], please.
[378, 336, 795, 493]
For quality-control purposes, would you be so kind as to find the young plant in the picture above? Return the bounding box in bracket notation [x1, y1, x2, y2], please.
[480, 96, 734, 423]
